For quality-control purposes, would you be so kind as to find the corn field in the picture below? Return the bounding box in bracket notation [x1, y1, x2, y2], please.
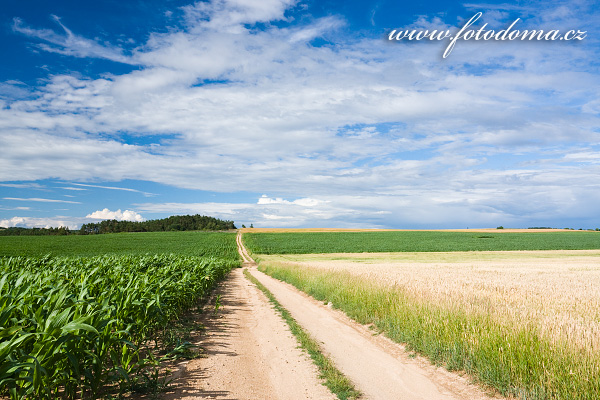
[0, 254, 236, 399]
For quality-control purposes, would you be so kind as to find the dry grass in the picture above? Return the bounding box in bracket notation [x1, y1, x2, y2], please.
[258, 250, 600, 399]
[261, 250, 600, 354]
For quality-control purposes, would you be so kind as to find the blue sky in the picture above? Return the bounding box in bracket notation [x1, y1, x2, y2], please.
[1, 0, 599, 229]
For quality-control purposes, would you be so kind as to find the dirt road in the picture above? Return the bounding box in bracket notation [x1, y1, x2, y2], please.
[240, 235, 492, 400]
[164, 264, 335, 399]
[166, 233, 494, 399]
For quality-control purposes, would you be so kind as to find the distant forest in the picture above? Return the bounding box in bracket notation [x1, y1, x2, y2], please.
[0, 215, 236, 236]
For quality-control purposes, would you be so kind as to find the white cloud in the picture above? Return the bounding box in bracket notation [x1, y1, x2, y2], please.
[1, 216, 29, 228]
[0, 206, 31, 211]
[288, 16, 345, 42]
[182, 0, 298, 33]
[68, 183, 155, 196]
[562, 151, 600, 164]
[0, 209, 144, 229]
[257, 195, 325, 207]
[132, 202, 251, 216]
[0, 183, 44, 189]
[0, 216, 78, 229]
[12, 15, 133, 64]
[3, 197, 81, 204]
[86, 208, 145, 222]
[262, 214, 295, 220]
[2, 0, 599, 228]
[134, 196, 361, 228]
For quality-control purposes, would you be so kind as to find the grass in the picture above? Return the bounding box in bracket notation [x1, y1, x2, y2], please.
[0, 231, 238, 259]
[261, 251, 600, 352]
[243, 269, 361, 400]
[244, 231, 600, 254]
[257, 259, 600, 400]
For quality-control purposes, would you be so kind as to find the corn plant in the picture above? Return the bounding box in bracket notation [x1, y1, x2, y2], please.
[0, 254, 235, 399]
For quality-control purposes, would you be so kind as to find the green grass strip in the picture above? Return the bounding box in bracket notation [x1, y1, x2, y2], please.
[243, 268, 361, 400]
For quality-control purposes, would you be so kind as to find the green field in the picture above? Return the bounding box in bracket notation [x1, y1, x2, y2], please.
[0, 231, 238, 259]
[244, 231, 600, 254]
[1, 231, 240, 399]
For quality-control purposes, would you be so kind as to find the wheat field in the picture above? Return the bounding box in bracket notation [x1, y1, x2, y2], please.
[259, 250, 600, 399]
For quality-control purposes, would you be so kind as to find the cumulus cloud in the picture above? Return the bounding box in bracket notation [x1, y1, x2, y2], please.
[0, 216, 78, 229]
[0, 217, 27, 227]
[257, 195, 325, 207]
[0, 209, 145, 229]
[2, 0, 599, 228]
[86, 208, 145, 222]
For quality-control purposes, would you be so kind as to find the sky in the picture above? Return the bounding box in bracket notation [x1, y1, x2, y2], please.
[0, 0, 599, 230]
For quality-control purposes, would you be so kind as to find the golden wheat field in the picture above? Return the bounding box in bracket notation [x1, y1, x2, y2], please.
[260, 250, 600, 353]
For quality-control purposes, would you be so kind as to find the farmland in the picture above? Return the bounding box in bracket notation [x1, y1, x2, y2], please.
[0, 231, 238, 259]
[249, 231, 600, 400]
[4, 228, 600, 399]
[0, 232, 239, 399]
[244, 230, 600, 254]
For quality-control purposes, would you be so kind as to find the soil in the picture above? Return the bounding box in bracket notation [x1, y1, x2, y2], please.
[162, 233, 498, 400]
[163, 266, 336, 400]
[245, 270, 495, 400]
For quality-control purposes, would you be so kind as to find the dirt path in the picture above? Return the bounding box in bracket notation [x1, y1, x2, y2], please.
[164, 262, 335, 399]
[166, 233, 496, 399]
[239, 233, 495, 400]
[237, 231, 254, 264]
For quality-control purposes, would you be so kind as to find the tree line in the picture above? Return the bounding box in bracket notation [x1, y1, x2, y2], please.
[0, 215, 236, 236]
[0, 226, 72, 236]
